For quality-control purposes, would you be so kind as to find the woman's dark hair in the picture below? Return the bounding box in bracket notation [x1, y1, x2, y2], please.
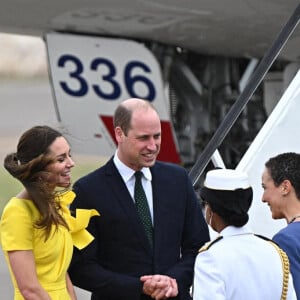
[265, 152, 300, 199]
[4, 125, 69, 240]
[200, 187, 253, 227]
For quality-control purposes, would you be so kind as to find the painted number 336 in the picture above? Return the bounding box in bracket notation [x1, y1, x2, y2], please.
[57, 54, 156, 101]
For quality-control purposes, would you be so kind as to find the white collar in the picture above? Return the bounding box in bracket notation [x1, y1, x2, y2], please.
[220, 224, 253, 237]
[113, 152, 152, 183]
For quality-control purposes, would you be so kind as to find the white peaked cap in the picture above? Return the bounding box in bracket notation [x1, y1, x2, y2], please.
[204, 169, 251, 191]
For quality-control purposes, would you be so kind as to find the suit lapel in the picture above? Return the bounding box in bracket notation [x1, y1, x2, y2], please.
[151, 164, 174, 254]
[105, 159, 153, 254]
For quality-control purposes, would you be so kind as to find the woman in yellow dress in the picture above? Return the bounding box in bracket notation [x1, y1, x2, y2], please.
[0, 125, 99, 300]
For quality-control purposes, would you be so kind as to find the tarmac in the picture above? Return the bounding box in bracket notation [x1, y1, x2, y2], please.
[0, 79, 91, 299]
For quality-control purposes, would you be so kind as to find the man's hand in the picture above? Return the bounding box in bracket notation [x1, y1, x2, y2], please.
[140, 274, 178, 299]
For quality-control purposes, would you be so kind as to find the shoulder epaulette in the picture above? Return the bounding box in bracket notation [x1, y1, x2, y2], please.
[198, 236, 223, 253]
[254, 233, 272, 242]
[255, 234, 289, 300]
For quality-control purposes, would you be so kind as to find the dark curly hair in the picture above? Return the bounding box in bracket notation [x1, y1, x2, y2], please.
[265, 152, 300, 199]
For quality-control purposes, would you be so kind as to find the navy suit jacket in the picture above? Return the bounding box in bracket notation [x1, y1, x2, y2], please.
[69, 158, 210, 300]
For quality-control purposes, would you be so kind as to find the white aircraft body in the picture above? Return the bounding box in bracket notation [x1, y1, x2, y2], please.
[1, 3, 300, 297]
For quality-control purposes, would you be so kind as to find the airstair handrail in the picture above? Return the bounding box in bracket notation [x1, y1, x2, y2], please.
[189, 3, 300, 187]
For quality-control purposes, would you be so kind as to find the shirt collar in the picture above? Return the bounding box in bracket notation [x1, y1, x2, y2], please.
[113, 151, 152, 183]
[220, 224, 253, 237]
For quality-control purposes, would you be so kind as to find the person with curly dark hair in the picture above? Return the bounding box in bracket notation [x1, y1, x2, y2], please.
[0, 125, 99, 300]
[193, 168, 296, 300]
[262, 152, 300, 299]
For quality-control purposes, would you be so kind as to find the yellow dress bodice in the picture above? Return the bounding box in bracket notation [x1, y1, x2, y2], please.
[0, 190, 99, 299]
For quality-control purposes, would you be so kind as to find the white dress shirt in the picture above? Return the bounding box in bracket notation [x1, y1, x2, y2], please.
[113, 153, 154, 222]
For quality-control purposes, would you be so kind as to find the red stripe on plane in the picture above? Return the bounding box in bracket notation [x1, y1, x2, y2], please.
[100, 115, 181, 164]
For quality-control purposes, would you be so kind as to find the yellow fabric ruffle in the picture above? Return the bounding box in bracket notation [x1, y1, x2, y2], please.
[57, 190, 100, 250]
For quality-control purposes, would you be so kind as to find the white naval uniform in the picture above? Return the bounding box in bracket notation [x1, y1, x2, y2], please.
[193, 225, 296, 300]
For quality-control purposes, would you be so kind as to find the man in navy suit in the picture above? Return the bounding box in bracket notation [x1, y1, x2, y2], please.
[69, 98, 210, 300]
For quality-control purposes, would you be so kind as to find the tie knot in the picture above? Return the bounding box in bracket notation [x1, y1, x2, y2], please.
[135, 171, 143, 180]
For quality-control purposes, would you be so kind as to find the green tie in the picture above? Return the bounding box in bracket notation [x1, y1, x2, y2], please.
[134, 171, 153, 247]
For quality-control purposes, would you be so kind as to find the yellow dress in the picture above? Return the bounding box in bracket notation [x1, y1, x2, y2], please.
[0, 191, 99, 300]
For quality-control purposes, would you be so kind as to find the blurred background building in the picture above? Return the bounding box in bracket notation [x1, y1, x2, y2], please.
[0, 33, 47, 78]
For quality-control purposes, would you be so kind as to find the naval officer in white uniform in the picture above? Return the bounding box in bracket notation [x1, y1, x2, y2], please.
[193, 169, 296, 300]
